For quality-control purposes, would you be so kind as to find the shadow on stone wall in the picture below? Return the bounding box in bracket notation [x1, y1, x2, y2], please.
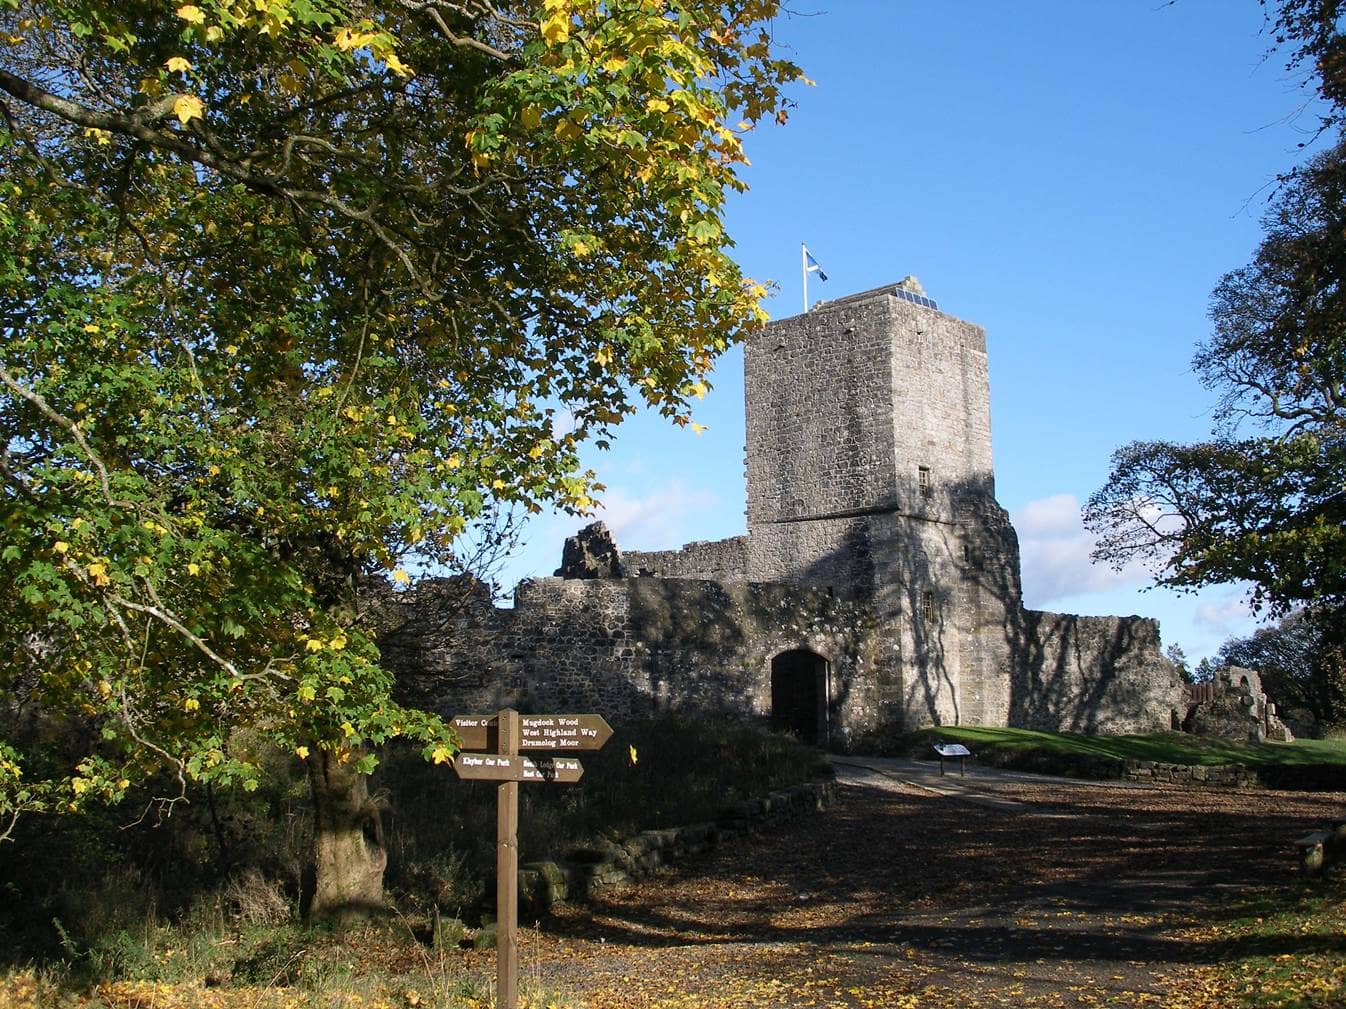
[376, 566, 882, 749]
[375, 478, 1183, 745]
[949, 477, 1183, 735]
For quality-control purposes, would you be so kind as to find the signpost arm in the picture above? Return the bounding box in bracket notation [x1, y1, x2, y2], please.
[496, 709, 520, 1009]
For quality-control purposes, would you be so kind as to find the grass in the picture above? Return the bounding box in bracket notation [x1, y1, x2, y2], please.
[894, 725, 1346, 770]
[0, 919, 581, 1007]
[1166, 870, 1346, 1009]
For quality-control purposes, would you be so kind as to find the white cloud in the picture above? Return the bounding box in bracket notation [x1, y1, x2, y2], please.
[1194, 592, 1257, 635]
[496, 480, 723, 592]
[591, 481, 720, 551]
[1011, 493, 1153, 607]
[550, 409, 578, 439]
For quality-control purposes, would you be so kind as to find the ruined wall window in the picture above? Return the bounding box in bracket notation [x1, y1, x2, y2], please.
[921, 589, 937, 624]
[918, 466, 932, 498]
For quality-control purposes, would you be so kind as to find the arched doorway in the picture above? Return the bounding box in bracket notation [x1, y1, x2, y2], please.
[770, 649, 829, 746]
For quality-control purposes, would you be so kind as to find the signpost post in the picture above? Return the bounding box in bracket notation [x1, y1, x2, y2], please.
[451, 709, 612, 1009]
[495, 710, 519, 1009]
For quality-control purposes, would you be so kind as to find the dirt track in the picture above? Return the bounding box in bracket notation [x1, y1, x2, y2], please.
[524, 761, 1343, 1008]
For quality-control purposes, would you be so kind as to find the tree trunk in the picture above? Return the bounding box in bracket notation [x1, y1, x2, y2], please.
[307, 747, 387, 924]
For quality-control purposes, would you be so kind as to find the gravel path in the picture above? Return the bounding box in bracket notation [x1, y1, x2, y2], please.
[526, 762, 1342, 1008]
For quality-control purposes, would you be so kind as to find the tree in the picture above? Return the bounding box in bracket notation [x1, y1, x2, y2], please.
[1261, 0, 1346, 137]
[1164, 642, 1195, 684]
[0, 0, 803, 919]
[1086, 3, 1346, 727]
[1216, 610, 1346, 735]
[1085, 135, 1346, 622]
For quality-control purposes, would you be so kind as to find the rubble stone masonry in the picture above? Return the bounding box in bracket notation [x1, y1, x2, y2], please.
[382, 282, 1186, 745]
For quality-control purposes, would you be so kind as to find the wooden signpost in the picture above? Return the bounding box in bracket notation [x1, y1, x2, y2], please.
[451, 709, 611, 1009]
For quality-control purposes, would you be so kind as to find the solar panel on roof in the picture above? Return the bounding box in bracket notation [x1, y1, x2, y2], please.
[892, 288, 939, 311]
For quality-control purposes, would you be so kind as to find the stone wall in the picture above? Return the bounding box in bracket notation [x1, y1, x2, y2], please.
[1184, 666, 1294, 742]
[1010, 611, 1186, 735]
[745, 296, 901, 526]
[379, 567, 1183, 746]
[625, 535, 748, 581]
[381, 574, 889, 749]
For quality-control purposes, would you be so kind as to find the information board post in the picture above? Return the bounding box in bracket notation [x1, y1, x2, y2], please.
[496, 708, 520, 1009]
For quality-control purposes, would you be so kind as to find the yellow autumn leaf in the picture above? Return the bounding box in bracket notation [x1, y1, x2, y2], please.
[172, 94, 204, 126]
[430, 744, 452, 765]
[176, 4, 206, 24]
[305, 638, 325, 652]
[383, 52, 413, 77]
[333, 28, 379, 51]
[392, 569, 410, 584]
[164, 56, 192, 73]
[183, 698, 200, 712]
[295, 745, 309, 759]
[329, 634, 347, 651]
[541, 11, 570, 46]
[628, 745, 638, 766]
[206, 25, 223, 42]
[53, 540, 69, 554]
[690, 421, 708, 435]
[521, 105, 542, 130]
[187, 562, 200, 576]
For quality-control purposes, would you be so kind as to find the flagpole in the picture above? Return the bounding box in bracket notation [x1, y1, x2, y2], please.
[801, 242, 808, 313]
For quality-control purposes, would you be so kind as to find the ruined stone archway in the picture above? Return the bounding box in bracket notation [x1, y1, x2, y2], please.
[770, 649, 830, 746]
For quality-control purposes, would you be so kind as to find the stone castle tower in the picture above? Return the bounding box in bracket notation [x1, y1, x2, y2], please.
[383, 279, 1186, 747]
[740, 281, 1021, 727]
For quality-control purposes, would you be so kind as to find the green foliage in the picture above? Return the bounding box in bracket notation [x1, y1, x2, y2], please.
[1218, 610, 1346, 736]
[0, 0, 804, 837]
[1085, 139, 1346, 625]
[1087, 6, 1346, 644]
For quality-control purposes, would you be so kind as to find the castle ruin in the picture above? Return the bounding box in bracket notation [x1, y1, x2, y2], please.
[383, 281, 1187, 747]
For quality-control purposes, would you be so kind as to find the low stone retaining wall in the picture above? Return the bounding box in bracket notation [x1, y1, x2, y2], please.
[517, 778, 836, 918]
[1117, 760, 1260, 788]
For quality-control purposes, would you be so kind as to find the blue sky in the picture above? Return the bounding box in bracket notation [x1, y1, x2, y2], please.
[498, 1, 1327, 665]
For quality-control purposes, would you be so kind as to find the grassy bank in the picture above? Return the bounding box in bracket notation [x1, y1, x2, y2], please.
[887, 725, 1346, 785]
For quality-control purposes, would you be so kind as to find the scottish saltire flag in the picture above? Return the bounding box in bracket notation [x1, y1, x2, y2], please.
[804, 247, 828, 282]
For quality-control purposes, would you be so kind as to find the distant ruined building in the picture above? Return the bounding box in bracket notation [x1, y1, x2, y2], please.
[382, 281, 1192, 747]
